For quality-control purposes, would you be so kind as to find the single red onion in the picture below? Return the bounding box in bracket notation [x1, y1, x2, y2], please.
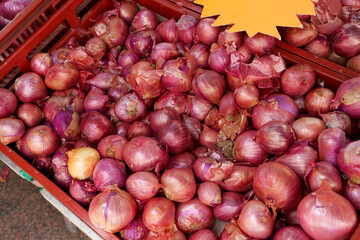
[0, 88, 17, 118]
[238, 200, 275, 239]
[26, 125, 60, 156]
[193, 156, 234, 182]
[208, 44, 230, 75]
[343, 179, 360, 210]
[108, 85, 131, 102]
[305, 161, 342, 193]
[115, 122, 131, 139]
[219, 166, 256, 192]
[176, 197, 214, 234]
[253, 161, 302, 210]
[338, 140, 360, 183]
[251, 94, 299, 130]
[218, 26, 243, 48]
[32, 156, 52, 173]
[16, 130, 37, 160]
[154, 91, 189, 115]
[234, 84, 259, 109]
[161, 168, 196, 202]
[189, 44, 209, 68]
[159, 120, 192, 154]
[190, 229, 217, 240]
[116, 0, 138, 24]
[132, 9, 158, 30]
[156, 18, 178, 43]
[273, 226, 311, 240]
[188, 95, 214, 122]
[80, 111, 114, 143]
[213, 192, 245, 222]
[297, 182, 357, 240]
[276, 140, 318, 178]
[176, 15, 199, 46]
[16, 103, 43, 128]
[161, 57, 194, 93]
[283, 21, 318, 47]
[280, 63, 316, 98]
[69, 179, 97, 206]
[0, 0, 32, 20]
[197, 182, 222, 207]
[145, 230, 187, 240]
[74, 140, 94, 149]
[93, 158, 126, 191]
[84, 37, 107, 62]
[332, 23, 360, 58]
[199, 126, 218, 150]
[84, 87, 109, 113]
[126, 171, 160, 201]
[244, 33, 276, 56]
[30, 52, 53, 77]
[347, 55, 360, 73]
[123, 136, 168, 174]
[167, 152, 196, 169]
[50, 48, 70, 65]
[96, 134, 127, 161]
[303, 34, 331, 58]
[66, 46, 95, 70]
[182, 115, 202, 140]
[129, 29, 161, 57]
[51, 143, 74, 189]
[195, 18, 220, 46]
[88, 72, 125, 91]
[292, 117, 326, 142]
[120, 217, 149, 240]
[305, 87, 335, 117]
[143, 197, 176, 232]
[14, 72, 48, 102]
[318, 128, 346, 167]
[115, 93, 146, 123]
[45, 62, 79, 91]
[117, 49, 140, 68]
[149, 107, 180, 133]
[128, 121, 153, 139]
[53, 110, 81, 141]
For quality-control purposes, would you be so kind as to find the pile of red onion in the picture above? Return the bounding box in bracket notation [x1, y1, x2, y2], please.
[2, 1, 360, 239]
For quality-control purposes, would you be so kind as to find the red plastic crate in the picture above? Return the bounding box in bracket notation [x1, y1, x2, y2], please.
[0, 0, 357, 239]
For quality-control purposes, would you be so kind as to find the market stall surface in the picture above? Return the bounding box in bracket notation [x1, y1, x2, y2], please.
[0, 161, 90, 240]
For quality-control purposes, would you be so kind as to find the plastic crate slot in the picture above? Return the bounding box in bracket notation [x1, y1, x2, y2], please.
[0, 67, 22, 88]
[76, 0, 99, 18]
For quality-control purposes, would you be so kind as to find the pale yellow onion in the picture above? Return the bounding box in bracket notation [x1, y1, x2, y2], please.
[67, 147, 100, 180]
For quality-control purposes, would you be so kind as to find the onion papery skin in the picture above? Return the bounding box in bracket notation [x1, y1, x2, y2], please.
[115, 93, 146, 123]
[306, 161, 342, 193]
[318, 127, 346, 167]
[292, 117, 326, 142]
[276, 140, 318, 178]
[189, 44, 210, 68]
[123, 136, 168, 174]
[244, 33, 276, 56]
[343, 179, 360, 210]
[126, 171, 160, 201]
[89, 185, 137, 233]
[338, 140, 360, 184]
[219, 165, 256, 192]
[143, 197, 176, 232]
[26, 125, 59, 156]
[161, 58, 193, 93]
[0, 118, 25, 145]
[188, 95, 214, 122]
[16, 103, 43, 128]
[193, 157, 234, 182]
[161, 168, 196, 202]
[158, 120, 191, 154]
[332, 23, 360, 58]
[189, 229, 218, 240]
[67, 147, 100, 180]
[84, 87, 109, 113]
[253, 161, 302, 210]
[14, 72, 48, 102]
[255, 121, 295, 155]
[297, 182, 358, 240]
[150, 42, 179, 68]
[53, 110, 81, 141]
[30, 52, 53, 77]
[156, 18, 178, 43]
[120, 217, 149, 240]
[80, 111, 114, 144]
[251, 94, 299, 130]
[182, 115, 203, 141]
[233, 130, 269, 166]
[51, 143, 74, 189]
[273, 226, 311, 240]
[320, 111, 351, 134]
[176, 15, 199, 46]
[69, 179, 97, 206]
[93, 158, 126, 191]
[218, 26, 243, 49]
[197, 182, 222, 207]
[154, 91, 189, 115]
[213, 192, 245, 222]
[283, 21, 318, 47]
[0, 88, 17, 118]
[84, 37, 106, 62]
[305, 87, 335, 117]
[45, 62, 79, 91]
[238, 200, 275, 239]
[176, 197, 214, 234]
[220, 221, 249, 240]
[280, 63, 316, 98]
[129, 29, 161, 58]
[97, 134, 127, 161]
[195, 18, 220, 46]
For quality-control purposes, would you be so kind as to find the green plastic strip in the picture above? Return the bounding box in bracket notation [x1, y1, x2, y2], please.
[20, 170, 33, 181]
[40, 187, 45, 192]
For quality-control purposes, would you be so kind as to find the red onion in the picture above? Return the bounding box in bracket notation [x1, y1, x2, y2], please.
[251, 94, 299, 130]
[192, 69, 226, 105]
[292, 117, 326, 142]
[30, 52, 53, 77]
[182, 115, 202, 140]
[197, 182, 222, 207]
[219, 166, 256, 192]
[53, 110, 81, 141]
[276, 140, 318, 178]
[195, 18, 220, 46]
[156, 18, 178, 43]
[154, 91, 189, 115]
[132, 9, 158, 30]
[176, 197, 214, 234]
[89, 185, 137, 233]
[80, 111, 114, 143]
[84, 87, 109, 113]
[50, 48, 70, 65]
[331, 77, 360, 119]
[128, 121, 153, 139]
[161, 168, 196, 202]
[0, 0, 32, 20]
[199, 126, 218, 149]
[129, 29, 161, 57]
[123, 136, 168, 174]
[145, 230, 187, 240]
[120, 217, 149, 240]
[347, 55, 360, 73]
[45, 62, 79, 91]
[97, 134, 127, 161]
[126, 171, 160, 201]
[26, 125, 60, 156]
[280, 63, 316, 98]
[14, 72, 48, 102]
[327, 50, 348, 66]
[16, 130, 37, 161]
[115, 93, 146, 123]
[228, 45, 253, 73]
[192, 147, 209, 159]
[310, 1, 342, 35]
[33, 156, 52, 173]
[149, 107, 179, 133]
[318, 128, 346, 167]
[189, 44, 209, 68]
[108, 85, 131, 102]
[74, 140, 94, 149]
[234, 84, 259, 109]
[66, 46, 95, 70]
[193, 157, 234, 182]
[158, 120, 191, 154]
[150, 43, 179, 67]
[208, 44, 230, 74]
[129, 61, 163, 99]
[84, 37, 106, 62]
[218, 27, 243, 49]
[332, 23, 360, 58]
[338, 140, 360, 184]
[305, 161, 342, 193]
[143, 197, 176, 232]
[233, 130, 268, 166]
[283, 21, 318, 47]
[320, 111, 351, 134]
[273, 226, 311, 240]
[253, 161, 302, 210]
[115, 122, 131, 139]
[303, 34, 331, 58]
[0, 88, 17, 118]
[161, 58, 194, 93]
[343, 179, 360, 210]
[167, 152, 196, 169]
[51, 143, 74, 189]
[176, 15, 199, 46]
[244, 33, 276, 56]
[305, 87, 335, 117]
[16, 103, 43, 128]
[297, 182, 357, 240]
[69, 179, 96, 206]
[188, 95, 213, 121]
[88, 72, 125, 91]
[190, 229, 217, 240]
[238, 200, 275, 239]
[93, 158, 126, 191]
[213, 192, 245, 222]
[117, 49, 140, 68]
[0, 15, 10, 29]
[91, 15, 128, 48]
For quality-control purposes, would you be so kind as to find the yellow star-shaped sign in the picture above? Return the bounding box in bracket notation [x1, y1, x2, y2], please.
[195, 0, 317, 39]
